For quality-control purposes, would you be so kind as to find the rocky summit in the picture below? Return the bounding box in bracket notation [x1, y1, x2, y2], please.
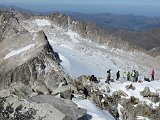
[0, 9, 160, 120]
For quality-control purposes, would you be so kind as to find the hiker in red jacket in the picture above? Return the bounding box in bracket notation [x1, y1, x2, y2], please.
[151, 69, 155, 81]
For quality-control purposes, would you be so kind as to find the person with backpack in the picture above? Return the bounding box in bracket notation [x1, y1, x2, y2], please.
[151, 69, 155, 81]
[127, 71, 131, 81]
[116, 71, 120, 80]
[123, 71, 127, 80]
[131, 70, 136, 82]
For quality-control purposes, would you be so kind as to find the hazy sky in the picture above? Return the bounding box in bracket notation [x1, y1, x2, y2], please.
[1, 0, 160, 16]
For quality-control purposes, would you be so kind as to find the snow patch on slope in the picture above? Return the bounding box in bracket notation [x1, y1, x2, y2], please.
[73, 97, 115, 120]
[137, 116, 150, 120]
[65, 30, 80, 43]
[35, 19, 51, 26]
[4, 44, 35, 59]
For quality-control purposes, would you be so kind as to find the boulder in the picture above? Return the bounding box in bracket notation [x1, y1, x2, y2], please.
[0, 90, 68, 120]
[31, 81, 49, 95]
[52, 85, 74, 99]
[113, 90, 128, 98]
[130, 96, 140, 105]
[140, 87, 150, 97]
[140, 87, 159, 102]
[10, 82, 33, 98]
[29, 95, 87, 120]
[126, 84, 136, 90]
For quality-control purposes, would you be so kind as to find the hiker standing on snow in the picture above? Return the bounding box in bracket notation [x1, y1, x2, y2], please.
[123, 71, 127, 80]
[135, 71, 139, 82]
[127, 71, 131, 81]
[105, 69, 111, 84]
[131, 70, 136, 82]
[151, 69, 155, 81]
[70, 90, 75, 100]
[116, 71, 120, 80]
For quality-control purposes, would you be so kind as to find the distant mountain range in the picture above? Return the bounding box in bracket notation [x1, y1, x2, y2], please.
[1, 5, 160, 32]
[64, 12, 160, 52]
[65, 12, 160, 32]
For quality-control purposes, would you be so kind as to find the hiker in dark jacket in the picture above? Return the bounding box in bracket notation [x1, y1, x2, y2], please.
[135, 71, 139, 82]
[105, 69, 111, 84]
[116, 71, 120, 80]
[70, 90, 75, 100]
[83, 87, 89, 98]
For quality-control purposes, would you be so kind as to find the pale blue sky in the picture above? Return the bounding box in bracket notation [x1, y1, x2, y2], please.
[1, 0, 160, 5]
[0, 0, 160, 16]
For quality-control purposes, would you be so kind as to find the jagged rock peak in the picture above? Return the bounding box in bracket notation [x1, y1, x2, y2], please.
[0, 30, 67, 90]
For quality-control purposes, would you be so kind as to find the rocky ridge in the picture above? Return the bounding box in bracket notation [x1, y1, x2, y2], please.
[49, 12, 145, 52]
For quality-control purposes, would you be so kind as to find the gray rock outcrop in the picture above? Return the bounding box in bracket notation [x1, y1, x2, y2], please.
[29, 95, 87, 120]
[0, 90, 87, 120]
[140, 87, 159, 102]
[0, 30, 67, 91]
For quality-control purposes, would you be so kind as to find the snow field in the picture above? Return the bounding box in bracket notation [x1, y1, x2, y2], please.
[4, 44, 35, 59]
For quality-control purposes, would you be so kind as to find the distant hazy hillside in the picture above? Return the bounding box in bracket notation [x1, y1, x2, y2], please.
[65, 12, 160, 32]
[113, 29, 160, 51]
[64, 12, 160, 52]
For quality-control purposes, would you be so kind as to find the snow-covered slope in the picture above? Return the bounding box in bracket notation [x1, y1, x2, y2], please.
[22, 18, 160, 79]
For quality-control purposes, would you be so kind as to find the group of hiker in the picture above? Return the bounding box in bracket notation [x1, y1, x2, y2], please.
[105, 69, 156, 83]
[68, 69, 156, 100]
